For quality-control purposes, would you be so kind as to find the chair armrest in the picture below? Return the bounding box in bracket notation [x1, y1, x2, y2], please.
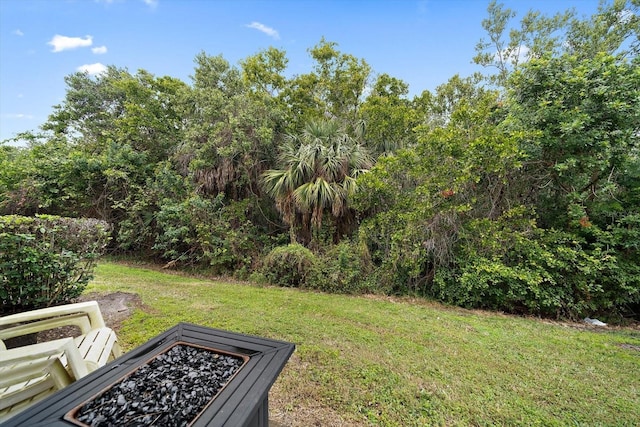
[0, 313, 92, 342]
[0, 350, 74, 419]
[0, 337, 89, 380]
[0, 357, 72, 390]
[0, 302, 106, 329]
[0, 302, 106, 345]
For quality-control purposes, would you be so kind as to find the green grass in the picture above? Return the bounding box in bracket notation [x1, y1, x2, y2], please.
[87, 262, 640, 426]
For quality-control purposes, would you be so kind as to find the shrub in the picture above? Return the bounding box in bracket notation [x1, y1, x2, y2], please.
[261, 244, 317, 288]
[308, 241, 374, 294]
[153, 196, 274, 274]
[431, 208, 640, 320]
[247, 271, 269, 285]
[0, 215, 111, 314]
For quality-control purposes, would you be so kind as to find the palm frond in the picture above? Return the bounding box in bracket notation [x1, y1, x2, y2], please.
[268, 118, 374, 239]
[262, 168, 293, 198]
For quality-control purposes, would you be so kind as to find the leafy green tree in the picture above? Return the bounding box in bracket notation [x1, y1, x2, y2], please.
[508, 53, 639, 229]
[501, 51, 640, 317]
[413, 74, 491, 129]
[263, 119, 372, 245]
[179, 52, 283, 200]
[565, 0, 639, 60]
[45, 67, 186, 160]
[422, 0, 640, 318]
[474, 0, 571, 86]
[358, 74, 417, 155]
[0, 143, 29, 214]
[283, 38, 371, 132]
[26, 68, 188, 252]
[154, 51, 289, 270]
[474, 0, 638, 87]
[355, 83, 521, 294]
[240, 46, 289, 98]
[0, 136, 91, 217]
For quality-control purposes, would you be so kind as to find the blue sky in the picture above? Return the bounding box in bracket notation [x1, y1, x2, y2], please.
[0, 0, 602, 143]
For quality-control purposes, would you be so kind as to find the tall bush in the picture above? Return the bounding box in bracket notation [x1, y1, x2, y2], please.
[153, 195, 273, 275]
[308, 240, 374, 294]
[431, 208, 640, 320]
[261, 244, 317, 288]
[0, 215, 111, 314]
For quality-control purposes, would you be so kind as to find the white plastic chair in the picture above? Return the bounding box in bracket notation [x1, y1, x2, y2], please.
[0, 301, 122, 421]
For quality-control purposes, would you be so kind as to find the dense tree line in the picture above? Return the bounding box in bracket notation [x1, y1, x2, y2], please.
[2, 1, 638, 321]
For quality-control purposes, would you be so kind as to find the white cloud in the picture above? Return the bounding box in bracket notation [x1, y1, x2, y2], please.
[48, 34, 93, 52]
[92, 45, 108, 54]
[13, 29, 24, 36]
[246, 22, 280, 39]
[77, 63, 107, 75]
[142, 0, 158, 8]
[6, 113, 34, 119]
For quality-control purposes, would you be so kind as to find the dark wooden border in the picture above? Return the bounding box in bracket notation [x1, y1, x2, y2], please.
[3, 323, 295, 427]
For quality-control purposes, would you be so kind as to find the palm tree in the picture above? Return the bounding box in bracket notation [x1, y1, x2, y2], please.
[262, 119, 372, 245]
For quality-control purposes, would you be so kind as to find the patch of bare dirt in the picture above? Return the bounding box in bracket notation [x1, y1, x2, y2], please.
[619, 343, 640, 352]
[78, 291, 143, 331]
[36, 292, 143, 343]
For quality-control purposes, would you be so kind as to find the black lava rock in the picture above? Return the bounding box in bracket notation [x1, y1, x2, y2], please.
[75, 344, 244, 427]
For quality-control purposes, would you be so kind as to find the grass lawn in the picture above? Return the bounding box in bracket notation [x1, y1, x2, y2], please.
[86, 262, 640, 426]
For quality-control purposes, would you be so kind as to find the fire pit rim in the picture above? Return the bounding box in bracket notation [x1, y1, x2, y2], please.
[2, 322, 296, 427]
[63, 341, 250, 427]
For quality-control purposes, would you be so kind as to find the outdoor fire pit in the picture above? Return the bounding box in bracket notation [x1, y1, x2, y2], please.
[4, 323, 295, 427]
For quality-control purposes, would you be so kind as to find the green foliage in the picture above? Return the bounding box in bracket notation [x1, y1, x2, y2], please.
[565, 0, 640, 59]
[351, 5, 639, 319]
[508, 53, 639, 230]
[355, 83, 522, 295]
[307, 240, 374, 294]
[499, 50, 639, 318]
[34, 68, 187, 254]
[0, 137, 84, 216]
[45, 67, 187, 162]
[116, 161, 190, 254]
[153, 195, 271, 275]
[431, 208, 639, 319]
[473, 0, 638, 86]
[261, 244, 317, 287]
[263, 119, 372, 245]
[240, 47, 288, 97]
[358, 73, 417, 155]
[283, 38, 371, 131]
[179, 52, 283, 200]
[473, 0, 571, 86]
[0, 143, 29, 214]
[0, 215, 110, 313]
